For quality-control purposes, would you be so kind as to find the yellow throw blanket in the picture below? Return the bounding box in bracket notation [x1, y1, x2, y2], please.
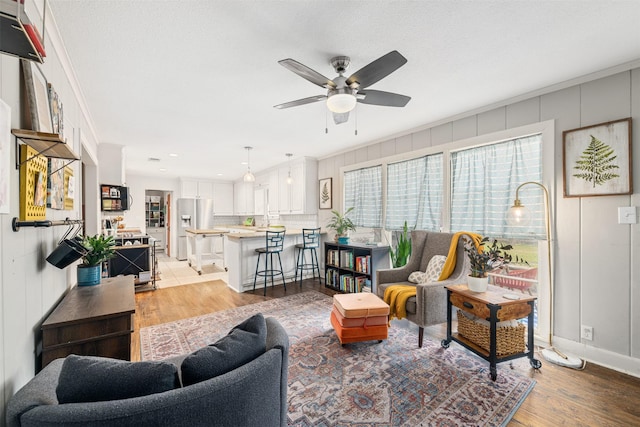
[437, 231, 483, 281]
[383, 284, 416, 320]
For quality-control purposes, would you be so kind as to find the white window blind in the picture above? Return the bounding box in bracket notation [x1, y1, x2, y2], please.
[450, 134, 543, 238]
[344, 165, 382, 228]
[386, 153, 443, 231]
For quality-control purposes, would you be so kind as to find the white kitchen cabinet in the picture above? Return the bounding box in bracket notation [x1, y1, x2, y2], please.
[180, 178, 214, 199]
[234, 181, 255, 215]
[213, 182, 234, 215]
[277, 158, 318, 214]
[268, 170, 279, 215]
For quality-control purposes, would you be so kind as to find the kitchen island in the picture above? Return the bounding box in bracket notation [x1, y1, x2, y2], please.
[185, 228, 228, 274]
[224, 227, 326, 293]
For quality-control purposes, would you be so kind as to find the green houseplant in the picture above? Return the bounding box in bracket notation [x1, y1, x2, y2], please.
[327, 207, 356, 243]
[463, 237, 513, 292]
[389, 221, 412, 268]
[77, 234, 116, 286]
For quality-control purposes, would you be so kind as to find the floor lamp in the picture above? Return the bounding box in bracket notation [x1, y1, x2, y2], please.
[506, 182, 584, 368]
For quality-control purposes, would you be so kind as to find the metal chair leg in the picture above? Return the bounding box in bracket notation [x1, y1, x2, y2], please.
[277, 252, 286, 291]
[253, 252, 261, 292]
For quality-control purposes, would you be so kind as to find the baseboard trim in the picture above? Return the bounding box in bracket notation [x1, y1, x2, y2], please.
[552, 336, 640, 378]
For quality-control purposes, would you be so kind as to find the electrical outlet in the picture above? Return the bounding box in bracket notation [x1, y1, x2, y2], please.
[581, 325, 594, 341]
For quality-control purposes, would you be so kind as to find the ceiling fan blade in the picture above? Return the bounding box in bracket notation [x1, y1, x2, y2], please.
[274, 95, 326, 109]
[333, 112, 349, 125]
[346, 50, 407, 89]
[278, 59, 337, 89]
[357, 90, 411, 107]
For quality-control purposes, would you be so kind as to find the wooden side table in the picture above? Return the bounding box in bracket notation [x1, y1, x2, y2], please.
[441, 283, 541, 381]
[41, 276, 135, 369]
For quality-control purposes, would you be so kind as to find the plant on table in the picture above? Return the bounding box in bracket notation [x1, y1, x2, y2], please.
[464, 237, 513, 278]
[79, 234, 116, 266]
[327, 207, 356, 242]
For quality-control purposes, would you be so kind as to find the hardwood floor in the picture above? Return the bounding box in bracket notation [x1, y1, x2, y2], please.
[132, 279, 640, 426]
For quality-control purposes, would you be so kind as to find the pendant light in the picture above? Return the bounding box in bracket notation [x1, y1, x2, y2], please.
[243, 146, 255, 182]
[286, 153, 293, 185]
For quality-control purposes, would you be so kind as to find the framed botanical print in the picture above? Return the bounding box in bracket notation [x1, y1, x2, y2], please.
[563, 118, 632, 197]
[319, 178, 332, 209]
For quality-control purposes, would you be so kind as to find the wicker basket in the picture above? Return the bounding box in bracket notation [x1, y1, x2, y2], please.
[488, 267, 538, 292]
[457, 310, 526, 356]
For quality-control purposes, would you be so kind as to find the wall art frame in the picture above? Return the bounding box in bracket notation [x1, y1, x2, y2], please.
[22, 59, 53, 133]
[319, 178, 332, 209]
[563, 117, 632, 197]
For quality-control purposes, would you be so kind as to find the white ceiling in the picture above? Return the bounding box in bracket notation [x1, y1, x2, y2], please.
[47, 0, 640, 181]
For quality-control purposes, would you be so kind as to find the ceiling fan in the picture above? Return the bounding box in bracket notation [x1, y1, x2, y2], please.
[274, 50, 411, 125]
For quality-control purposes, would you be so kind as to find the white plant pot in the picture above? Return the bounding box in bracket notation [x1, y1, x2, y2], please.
[467, 275, 488, 292]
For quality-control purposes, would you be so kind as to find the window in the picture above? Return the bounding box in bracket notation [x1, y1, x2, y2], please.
[450, 134, 543, 238]
[344, 165, 382, 228]
[386, 153, 443, 231]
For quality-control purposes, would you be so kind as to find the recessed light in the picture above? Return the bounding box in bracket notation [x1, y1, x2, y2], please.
[159, 168, 167, 172]
[169, 153, 178, 157]
[217, 173, 223, 176]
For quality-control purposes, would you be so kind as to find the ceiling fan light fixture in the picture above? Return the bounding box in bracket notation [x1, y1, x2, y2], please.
[326, 90, 357, 113]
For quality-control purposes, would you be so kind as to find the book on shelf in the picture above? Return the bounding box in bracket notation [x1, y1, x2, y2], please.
[23, 23, 46, 58]
[340, 251, 354, 269]
[355, 255, 371, 273]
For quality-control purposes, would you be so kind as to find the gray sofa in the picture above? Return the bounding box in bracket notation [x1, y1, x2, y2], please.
[376, 230, 470, 347]
[7, 316, 289, 427]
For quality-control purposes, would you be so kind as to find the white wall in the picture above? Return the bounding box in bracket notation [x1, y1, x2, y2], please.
[0, 2, 102, 423]
[319, 64, 640, 376]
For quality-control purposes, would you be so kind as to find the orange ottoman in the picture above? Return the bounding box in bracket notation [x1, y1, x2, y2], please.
[331, 293, 389, 345]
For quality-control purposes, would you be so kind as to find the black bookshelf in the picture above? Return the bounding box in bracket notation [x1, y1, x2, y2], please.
[324, 242, 390, 294]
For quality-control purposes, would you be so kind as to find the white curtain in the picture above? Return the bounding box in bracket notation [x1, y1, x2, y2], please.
[344, 165, 383, 228]
[450, 134, 543, 238]
[386, 154, 443, 231]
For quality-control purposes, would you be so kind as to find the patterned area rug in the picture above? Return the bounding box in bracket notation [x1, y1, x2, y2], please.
[140, 291, 535, 426]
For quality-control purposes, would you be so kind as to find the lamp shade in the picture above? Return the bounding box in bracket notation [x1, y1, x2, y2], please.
[326, 93, 357, 113]
[243, 171, 255, 182]
[507, 202, 531, 226]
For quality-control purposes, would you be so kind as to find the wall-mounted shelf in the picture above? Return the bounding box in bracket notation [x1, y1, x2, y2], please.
[0, 0, 45, 63]
[13, 129, 79, 172]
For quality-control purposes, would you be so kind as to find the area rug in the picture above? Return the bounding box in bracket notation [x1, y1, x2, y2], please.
[140, 291, 535, 426]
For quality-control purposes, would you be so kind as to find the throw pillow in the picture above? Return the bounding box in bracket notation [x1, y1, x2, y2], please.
[407, 255, 447, 284]
[180, 313, 267, 386]
[425, 255, 447, 282]
[407, 271, 427, 284]
[56, 355, 179, 404]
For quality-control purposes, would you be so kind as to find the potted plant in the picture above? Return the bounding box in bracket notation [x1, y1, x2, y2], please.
[389, 221, 412, 268]
[77, 234, 116, 286]
[327, 207, 356, 244]
[463, 237, 513, 292]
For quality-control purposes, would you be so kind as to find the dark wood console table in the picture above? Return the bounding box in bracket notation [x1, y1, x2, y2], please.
[41, 276, 135, 368]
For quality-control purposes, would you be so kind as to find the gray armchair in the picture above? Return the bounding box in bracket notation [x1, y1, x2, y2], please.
[7, 317, 289, 427]
[376, 231, 470, 347]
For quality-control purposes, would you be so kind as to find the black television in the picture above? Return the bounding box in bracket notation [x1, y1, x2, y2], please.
[100, 184, 130, 211]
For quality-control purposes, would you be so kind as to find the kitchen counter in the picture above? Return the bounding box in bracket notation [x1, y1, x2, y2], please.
[224, 227, 327, 293]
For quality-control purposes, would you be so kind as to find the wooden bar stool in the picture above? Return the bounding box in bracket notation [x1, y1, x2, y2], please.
[295, 228, 322, 286]
[253, 230, 286, 296]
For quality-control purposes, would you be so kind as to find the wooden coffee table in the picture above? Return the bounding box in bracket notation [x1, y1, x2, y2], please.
[441, 283, 541, 381]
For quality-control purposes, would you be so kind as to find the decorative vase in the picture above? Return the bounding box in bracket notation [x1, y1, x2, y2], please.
[467, 275, 488, 292]
[77, 265, 101, 286]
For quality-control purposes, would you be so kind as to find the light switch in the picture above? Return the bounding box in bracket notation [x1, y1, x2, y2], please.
[618, 207, 637, 224]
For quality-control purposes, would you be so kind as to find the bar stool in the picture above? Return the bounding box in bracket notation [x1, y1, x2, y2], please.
[295, 228, 322, 286]
[253, 230, 286, 296]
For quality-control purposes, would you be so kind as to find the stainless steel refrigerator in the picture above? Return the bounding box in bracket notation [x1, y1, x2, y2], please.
[177, 198, 214, 260]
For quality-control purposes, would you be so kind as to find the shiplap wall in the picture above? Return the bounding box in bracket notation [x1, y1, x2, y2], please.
[319, 67, 640, 375]
[0, 3, 102, 422]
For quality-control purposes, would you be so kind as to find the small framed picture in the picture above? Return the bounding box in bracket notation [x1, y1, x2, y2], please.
[563, 118, 632, 197]
[319, 178, 332, 209]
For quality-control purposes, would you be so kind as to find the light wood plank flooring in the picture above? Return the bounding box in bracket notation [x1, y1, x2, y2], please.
[132, 279, 640, 426]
